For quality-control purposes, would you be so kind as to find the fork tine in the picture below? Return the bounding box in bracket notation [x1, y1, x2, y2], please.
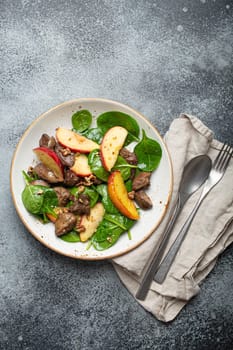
[218, 144, 231, 171]
[213, 143, 226, 168]
[221, 145, 233, 172]
[214, 143, 232, 171]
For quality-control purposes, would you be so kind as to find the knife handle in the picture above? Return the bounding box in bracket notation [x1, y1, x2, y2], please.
[135, 197, 181, 300]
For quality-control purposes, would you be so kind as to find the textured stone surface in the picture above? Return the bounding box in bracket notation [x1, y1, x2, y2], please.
[1, 0, 233, 349]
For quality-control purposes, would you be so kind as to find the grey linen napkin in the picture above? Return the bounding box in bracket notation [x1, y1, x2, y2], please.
[112, 114, 233, 322]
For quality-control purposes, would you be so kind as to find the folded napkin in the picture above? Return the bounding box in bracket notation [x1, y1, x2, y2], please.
[112, 114, 233, 322]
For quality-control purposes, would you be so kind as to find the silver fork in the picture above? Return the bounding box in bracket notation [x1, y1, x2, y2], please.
[153, 143, 233, 284]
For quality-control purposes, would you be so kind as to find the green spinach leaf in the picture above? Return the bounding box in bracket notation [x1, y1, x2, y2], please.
[97, 111, 140, 145]
[72, 109, 92, 132]
[95, 184, 119, 214]
[69, 186, 99, 207]
[42, 188, 59, 214]
[60, 230, 81, 242]
[104, 213, 134, 230]
[134, 130, 162, 171]
[113, 156, 132, 181]
[91, 220, 123, 250]
[88, 150, 133, 182]
[125, 179, 132, 192]
[88, 150, 109, 182]
[69, 186, 79, 197]
[91, 211, 135, 250]
[22, 170, 38, 184]
[83, 187, 99, 207]
[22, 185, 45, 214]
[22, 185, 58, 215]
[82, 128, 104, 144]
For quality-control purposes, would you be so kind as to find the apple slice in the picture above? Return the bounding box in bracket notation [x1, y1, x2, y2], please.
[108, 171, 139, 220]
[79, 202, 105, 242]
[56, 127, 99, 153]
[33, 147, 64, 182]
[70, 154, 92, 177]
[100, 126, 128, 171]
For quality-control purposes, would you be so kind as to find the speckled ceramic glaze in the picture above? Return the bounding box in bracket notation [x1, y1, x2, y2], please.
[11, 98, 173, 260]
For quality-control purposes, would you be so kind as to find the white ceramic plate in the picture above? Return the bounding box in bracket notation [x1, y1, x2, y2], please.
[10, 98, 173, 260]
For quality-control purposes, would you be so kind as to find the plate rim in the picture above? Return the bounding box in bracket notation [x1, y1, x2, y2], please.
[10, 97, 174, 260]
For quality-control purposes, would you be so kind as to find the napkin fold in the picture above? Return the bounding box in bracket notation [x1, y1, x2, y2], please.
[112, 114, 233, 322]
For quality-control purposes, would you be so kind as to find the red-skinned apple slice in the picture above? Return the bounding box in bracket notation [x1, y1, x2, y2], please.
[33, 147, 64, 182]
[70, 154, 92, 177]
[79, 202, 105, 242]
[108, 171, 139, 220]
[56, 127, 99, 153]
[100, 126, 128, 171]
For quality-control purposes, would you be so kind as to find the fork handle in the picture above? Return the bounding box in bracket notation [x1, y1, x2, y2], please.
[154, 186, 209, 284]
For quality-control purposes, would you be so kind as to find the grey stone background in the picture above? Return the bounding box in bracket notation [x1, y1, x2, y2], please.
[1, 0, 233, 349]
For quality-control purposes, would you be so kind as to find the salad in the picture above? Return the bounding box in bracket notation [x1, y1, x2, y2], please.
[21, 110, 162, 250]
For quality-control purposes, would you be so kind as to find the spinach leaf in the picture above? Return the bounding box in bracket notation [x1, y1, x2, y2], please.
[96, 184, 119, 214]
[91, 219, 123, 250]
[125, 179, 132, 192]
[42, 188, 59, 214]
[22, 185, 45, 214]
[72, 110, 92, 132]
[69, 186, 99, 207]
[88, 150, 109, 182]
[97, 111, 140, 145]
[88, 150, 133, 182]
[91, 220, 117, 242]
[33, 213, 48, 224]
[91, 213, 135, 250]
[91, 209, 135, 250]
[134, 130, 162, 171]
[69, 186, 79, 197]
[83, 187, 99, 207]
[22, 170, 38, 184]
[22, 185, 58, 215]
[104, 213, 134, 230]
[82, 128, 103, 144]
[60, 230, 81, 243]
[113, 156, 132, 181]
